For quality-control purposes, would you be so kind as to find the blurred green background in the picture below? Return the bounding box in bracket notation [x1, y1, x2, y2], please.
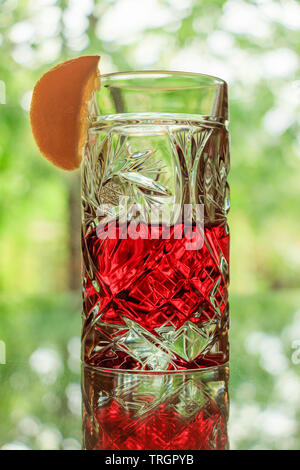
[0, 0, 300, 450]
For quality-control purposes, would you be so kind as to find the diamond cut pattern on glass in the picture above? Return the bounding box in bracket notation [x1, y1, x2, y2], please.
[82, 120, 229, 371]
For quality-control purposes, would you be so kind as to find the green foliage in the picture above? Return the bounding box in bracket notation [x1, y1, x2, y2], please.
[0, 0, 300, 451]
[0, 0, 299, 294]
[0, 294, 82, 449]
[0, 292, 299, 449]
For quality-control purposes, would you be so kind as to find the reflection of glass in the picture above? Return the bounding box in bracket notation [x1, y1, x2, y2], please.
[83, 365, 229, 450]
[81, 72, 230, 449]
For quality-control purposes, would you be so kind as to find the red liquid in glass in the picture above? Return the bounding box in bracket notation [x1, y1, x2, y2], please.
[82, 222, 229, 370]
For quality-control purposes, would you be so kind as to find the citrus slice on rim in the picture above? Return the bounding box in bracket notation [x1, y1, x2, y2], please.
[30, 55, 100, 170]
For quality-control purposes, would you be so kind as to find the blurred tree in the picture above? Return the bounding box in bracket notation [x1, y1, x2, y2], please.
[0, 0, 299, 294]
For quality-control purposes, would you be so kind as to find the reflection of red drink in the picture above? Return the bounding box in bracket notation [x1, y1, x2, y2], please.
[82, 223, 229, 371]
[83, 366, 229, 450]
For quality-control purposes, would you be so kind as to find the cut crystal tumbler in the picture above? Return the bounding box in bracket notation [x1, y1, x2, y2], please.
[81, 71, 230, 450]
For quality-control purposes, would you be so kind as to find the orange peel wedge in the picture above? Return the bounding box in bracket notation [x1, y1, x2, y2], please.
[30, 55, 100, 170]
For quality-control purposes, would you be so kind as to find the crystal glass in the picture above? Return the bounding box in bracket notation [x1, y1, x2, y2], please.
[81, 71, 230, 449]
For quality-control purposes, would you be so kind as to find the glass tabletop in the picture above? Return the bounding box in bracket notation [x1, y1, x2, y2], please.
[0, 290, 299, 450]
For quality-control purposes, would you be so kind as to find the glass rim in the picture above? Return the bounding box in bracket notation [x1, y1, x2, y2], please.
[99, 70, 227, 89]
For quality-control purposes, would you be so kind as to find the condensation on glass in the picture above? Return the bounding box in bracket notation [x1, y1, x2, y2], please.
[81, 71, 230, 450]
